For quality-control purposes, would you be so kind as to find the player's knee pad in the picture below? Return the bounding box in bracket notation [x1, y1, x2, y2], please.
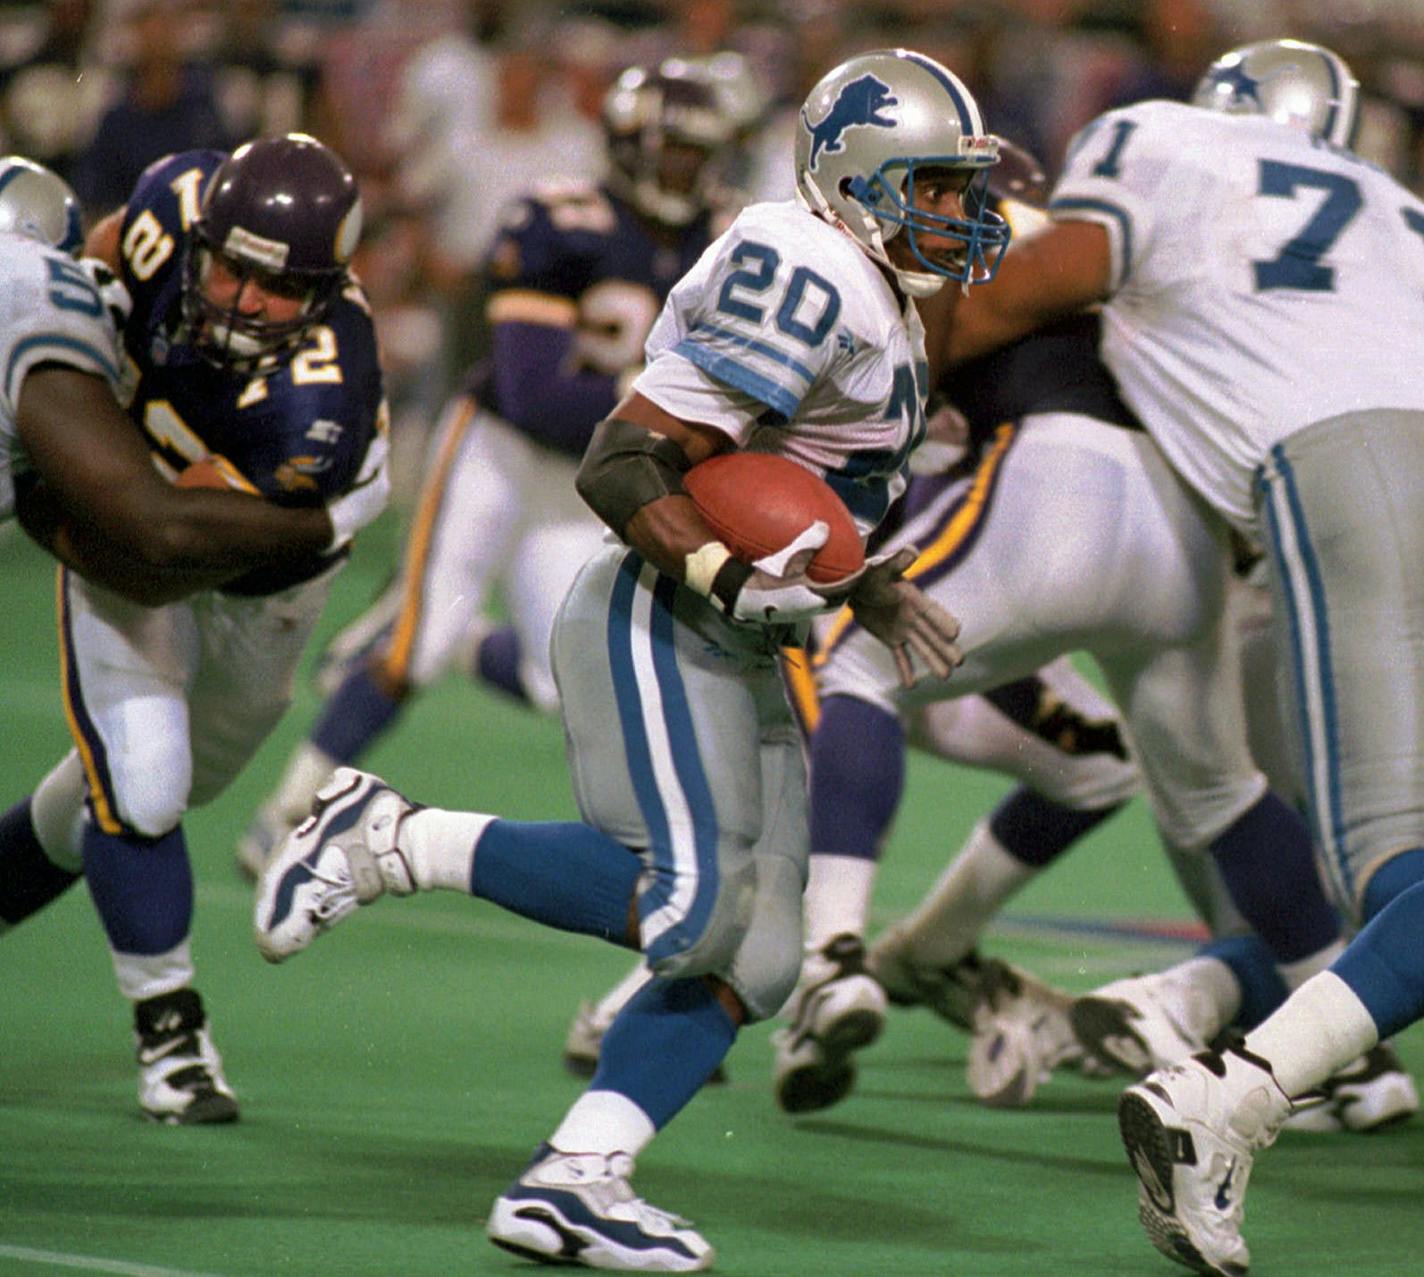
[1143, 770, 1267, 854]
[720, 851, 806, 1023]
[646, 856, 758, 985]
[108, 759, 192, 839]
[30, 751, 88, 872]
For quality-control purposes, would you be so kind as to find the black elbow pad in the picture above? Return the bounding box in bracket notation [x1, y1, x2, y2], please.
[577, 416, 693, 537]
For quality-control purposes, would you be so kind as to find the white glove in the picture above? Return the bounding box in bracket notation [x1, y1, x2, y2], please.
[725, 520, 838, 623]
[688, 520, 852, 625]
[325, 430, 390, 552]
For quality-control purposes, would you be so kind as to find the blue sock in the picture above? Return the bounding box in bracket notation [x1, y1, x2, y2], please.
[1208, 791, 1340, 964]
[82, 825, 191, 954]
[1199, 934, 1287, 1031]
[591, 976, 737, 1129]
[1332, 879, 1424, 1038]
[0, 796, 80, 926]
[989, 787, 1122, 869]
[1361, 847, 1424, 922]
[310, 663, 405, 764]
[809, 695, 905, 861]
[472, 820, 641, 945]
[474, 625, 530, 705]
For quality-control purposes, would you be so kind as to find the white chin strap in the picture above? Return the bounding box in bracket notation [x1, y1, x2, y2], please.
[207, 322, 266, 358]
[796, 182, 945, 298]
[634, 178, 698, 226]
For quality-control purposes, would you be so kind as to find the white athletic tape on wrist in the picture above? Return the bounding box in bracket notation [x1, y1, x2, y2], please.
[685, 540, 733, 597]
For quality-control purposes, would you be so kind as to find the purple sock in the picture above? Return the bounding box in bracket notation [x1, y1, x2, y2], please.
[0, 796, 80, 926]
[809, 695, 905, 861]
[988, 786, 1122, 868]
[1208, 791, 1340, 965]
[83, 825, 192, 954]
[474, 624, 529, 705]
[310, 663, 405, 763]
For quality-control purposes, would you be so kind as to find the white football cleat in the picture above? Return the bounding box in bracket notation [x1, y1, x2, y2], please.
[772, 934, 886, 1114]
[1118, 1044, 1291, 1276]
[487, 1143, 713, 1272]
[253, 768, 417, 963]
[1071, 971, 1214, 1076]
[865, 928, 993, 1029]
[1281, 1041, 1419, 1133]
[966, 961, 1093, 1108]
[134, 988, 238, 1125]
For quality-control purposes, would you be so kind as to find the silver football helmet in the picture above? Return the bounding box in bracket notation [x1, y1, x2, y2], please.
[0, 155, 82, 256]
[1192, 38, 1360, 150]
[795, 48, 1009, 298]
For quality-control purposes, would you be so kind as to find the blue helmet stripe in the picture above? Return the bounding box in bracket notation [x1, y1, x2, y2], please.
[0, 164, 24, 201]
[898, 50, 976, 134]
[1317, 50, 1341, 145]
[59, 201, 82, 256]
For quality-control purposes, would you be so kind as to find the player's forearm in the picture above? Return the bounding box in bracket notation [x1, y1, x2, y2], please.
[622, 493, 726, 581]
[142, 490, 333, 571]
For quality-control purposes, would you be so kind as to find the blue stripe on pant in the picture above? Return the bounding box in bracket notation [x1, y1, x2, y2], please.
[1259, 444, 1350, 902]
[606, 554, 722, 968]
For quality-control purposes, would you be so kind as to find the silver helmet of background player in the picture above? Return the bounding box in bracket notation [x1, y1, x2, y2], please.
[795, 48, 1010, 298]
[182, 133, 362, 369]
[1193, 38, 1360, 150]
[603, 62, 736, 226]
[0, 156, 83, 256]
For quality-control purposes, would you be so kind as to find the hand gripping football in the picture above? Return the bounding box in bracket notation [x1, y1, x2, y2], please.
[685, 452, 864, 583]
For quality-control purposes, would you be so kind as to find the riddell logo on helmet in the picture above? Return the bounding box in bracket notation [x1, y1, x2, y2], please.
[958, 135, 1000, 160]
[803, 74, 899, 170]
[224, 225, 289, 272]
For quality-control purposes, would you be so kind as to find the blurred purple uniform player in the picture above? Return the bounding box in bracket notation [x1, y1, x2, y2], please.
[239, 63, 738, 876]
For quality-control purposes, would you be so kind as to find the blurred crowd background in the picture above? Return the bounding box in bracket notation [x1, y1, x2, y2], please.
[4, 0, 1421, 499]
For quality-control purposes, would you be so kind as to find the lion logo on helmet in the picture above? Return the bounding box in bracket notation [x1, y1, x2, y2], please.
[802, 74, 899, 170]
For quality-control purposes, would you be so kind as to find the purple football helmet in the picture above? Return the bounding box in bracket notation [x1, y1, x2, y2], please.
[182, 133, 363, 368]
[603, 63, 735, 226]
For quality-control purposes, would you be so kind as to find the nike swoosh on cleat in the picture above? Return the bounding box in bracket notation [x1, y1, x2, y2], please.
[512, 1206, 590, 1261]
[1132, 1148, 1174, 1212]
[1214, 1159, 1236, 1211]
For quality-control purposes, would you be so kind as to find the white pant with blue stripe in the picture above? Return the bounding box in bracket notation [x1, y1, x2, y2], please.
[551, 545, 807, 1021]
[1256, 409, 1424, 918]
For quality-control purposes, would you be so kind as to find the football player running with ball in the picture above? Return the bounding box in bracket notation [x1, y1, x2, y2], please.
[238, 61, 741, 877]
[255, 49, 984, 1271]
[950, 37, 1424, 1276]
[0, 135, 388, 1125]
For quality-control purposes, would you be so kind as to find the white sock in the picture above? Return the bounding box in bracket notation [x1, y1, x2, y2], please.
[113, 940, 194, 1003]
[1276, 938, 1347, 991]
[1245, 970, 1379, 1097]
[591, 960, 655, 1029]
[1160, 955, 1242, 1041]
[267, 742, 339, 825]
[894, 820, 1037, 966]
[802, 854, 877, 954]
[401, 808, 494, 892]
[550, 1089, 656, 1159]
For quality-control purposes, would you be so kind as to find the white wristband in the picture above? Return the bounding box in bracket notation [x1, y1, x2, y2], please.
[684, 540, 733, 597]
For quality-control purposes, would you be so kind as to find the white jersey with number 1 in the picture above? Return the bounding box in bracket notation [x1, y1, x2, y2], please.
[0, 231, 124, 522]
[1050, 100, 1424, 533]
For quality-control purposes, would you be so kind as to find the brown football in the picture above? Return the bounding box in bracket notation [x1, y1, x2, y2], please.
[176, 458, 244, 491]
[685, 452, 864, 583]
